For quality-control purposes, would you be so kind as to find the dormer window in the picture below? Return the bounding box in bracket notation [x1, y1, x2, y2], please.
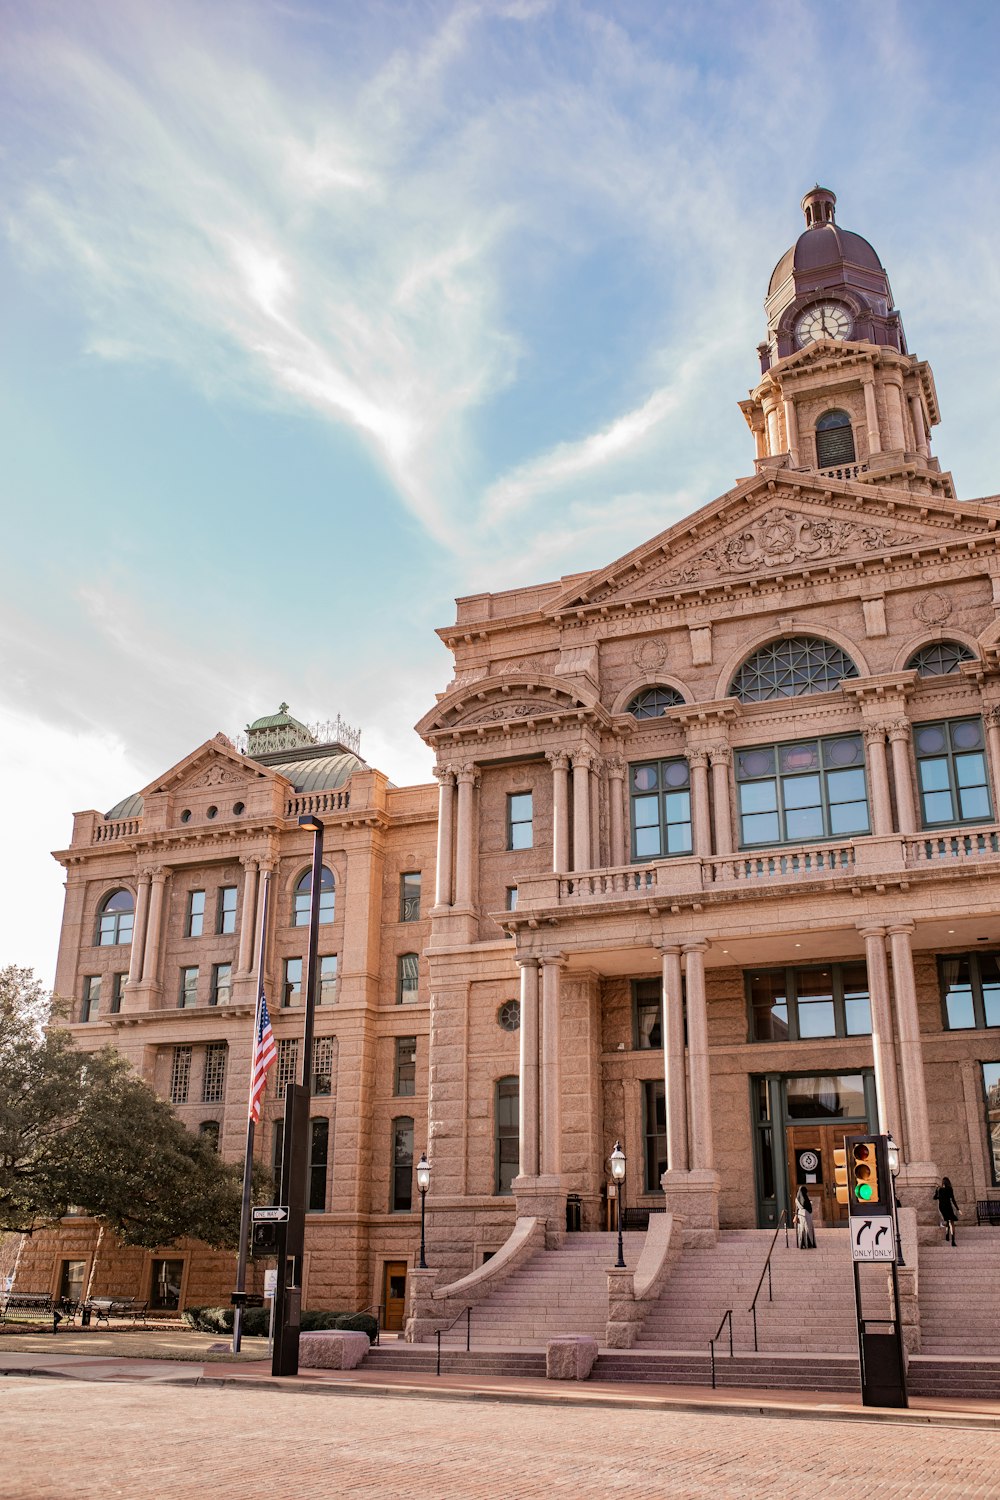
[815, 409, 856, 469]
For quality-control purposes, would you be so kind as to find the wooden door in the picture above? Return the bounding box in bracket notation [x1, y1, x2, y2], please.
[786, 1125, 851, 1229]
[383, 1261, 408, 1332]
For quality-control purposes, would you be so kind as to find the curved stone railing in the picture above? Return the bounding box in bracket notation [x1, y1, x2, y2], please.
[606, 1211, 682, 1349]
[404, 1215, 545, 1343]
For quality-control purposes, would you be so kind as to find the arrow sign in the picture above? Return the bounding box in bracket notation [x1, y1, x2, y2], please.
[252, 1206, 289, 1223]
[851, 1214, 896, 1262]
[855, 1220, 872, 1246]
[875, 1224, 889, 1246]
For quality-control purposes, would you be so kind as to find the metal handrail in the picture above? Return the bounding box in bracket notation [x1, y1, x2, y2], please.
[748, 1209, 789, 1352]
[353, 1303, 381, 1346]
[435, 1304, 472, 1376]
[709, 1308, 733, 1390]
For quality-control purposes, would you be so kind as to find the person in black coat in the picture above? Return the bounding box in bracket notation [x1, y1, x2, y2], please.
[933, 1176, 961, 1245]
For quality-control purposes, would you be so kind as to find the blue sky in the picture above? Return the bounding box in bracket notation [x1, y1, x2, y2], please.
[3, 0, 1000, 986]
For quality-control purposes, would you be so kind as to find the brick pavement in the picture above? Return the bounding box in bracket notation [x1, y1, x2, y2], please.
[1, 1377, 997, 1499]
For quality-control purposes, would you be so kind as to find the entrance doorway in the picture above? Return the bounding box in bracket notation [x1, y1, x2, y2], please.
[752, 1071, 876, 1228]
[383, 1261, 408, 1332]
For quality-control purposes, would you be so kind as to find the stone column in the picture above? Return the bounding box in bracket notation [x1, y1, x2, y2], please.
[863, 376, 882, 455]
[752, 422, 766, 460]
[453, 764, 478, 909]
[688, 750, 712, 857]
[539, 957, 563, 1178]
[858, 924, 902, 1140]
[984, 709, 1000, 819]
[547, 752, 570, 873]
[607, 757, 626, 867]
[863, 725, 893, 836]
[237, 857, 259, 974]
[571, 752, 592, 871]
[683, 941, 713, 1172]
[886, 923, 935, 1174]
[253, 859, 275, 988]
[708, 745, 733, 856]
[766, 405, 781, 457]
[888, 721, 917, 835]
[783, 397, 800, 467]
[886, 380, 906, 450]
[141, 867, 168, 994]
[127, 874, 151, 985]
[909, 393, 929, 457]
[433, 766, 456, 908]
[517, 959, 540, 1178]
[660, 946, 688, 1172]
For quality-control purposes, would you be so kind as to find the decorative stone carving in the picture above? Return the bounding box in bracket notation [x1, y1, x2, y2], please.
[913, 590, 952, 625]
[632, 636, 669, 672]
[544, 750, 570, 770]
[457, 700, 549, 726]
[707, 744, 732, 766]
[864, 725, 889, 746]
[605, 756, 626, 780]
[888, 719, 912, 742]
[687, 749, 710, 770]
[189, 764, 247, 789]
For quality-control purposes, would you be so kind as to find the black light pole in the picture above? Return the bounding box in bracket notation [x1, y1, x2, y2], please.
[298, 814, 325, 1098]
[886, 1131, 905, 1268]
[610, 1141, 626, 1268]
[416, 1153, 431, 1269]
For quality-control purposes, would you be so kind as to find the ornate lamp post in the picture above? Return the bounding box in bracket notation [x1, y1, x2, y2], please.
[416, 1152, 431, 1269]
[610, 1141, 626, 1268]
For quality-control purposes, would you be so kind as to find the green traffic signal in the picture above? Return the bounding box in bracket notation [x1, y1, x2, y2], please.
[855, 1181, 873, 1201]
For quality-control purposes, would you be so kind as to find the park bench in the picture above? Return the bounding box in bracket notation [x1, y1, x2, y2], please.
[0, 1293, 68, 1332]
[84, 1297, 149, 1327]
[976, 1200, 1000, 1226]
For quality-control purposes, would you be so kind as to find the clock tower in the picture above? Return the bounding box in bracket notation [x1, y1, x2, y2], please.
[740, 186, 954, 499]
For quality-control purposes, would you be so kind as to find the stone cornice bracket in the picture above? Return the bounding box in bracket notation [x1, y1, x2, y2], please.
[674, 699, 743, 729]
[841, 671, 918, 703]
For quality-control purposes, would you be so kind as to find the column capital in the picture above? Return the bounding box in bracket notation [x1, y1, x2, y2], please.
[856, 922, 887, 940]
[687, 749, 710, 771]
[135, 869, 153, 887]
[544, 750, 570, 771]
[886, 920, 915, 938]
[456, 763, 480, 785]
[434, 762, 458, 784]
[887, 719, 912, 743]
[652, 940, 684, 957]
[537, 951, 566, 969]
[143, 864, 168, 882]
[985, 706, 1000, 730]
[571, 750, 595, 772]
[258, 857, 277, 876]
[515, 955, 540, 972]
[707, 744, 732, 767]
[682, 938, 709, 955]
[864, 723, 890, 746]
[605, 755, 626, 780]
[239, 853, 260, 871]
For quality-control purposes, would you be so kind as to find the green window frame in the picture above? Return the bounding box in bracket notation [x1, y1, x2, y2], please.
[217, 886, 238, 935]
[308, 1118, 329, 1212]
[394, 1037, 416, 1096]
[983, 1063, 1000, 1186]
[109, 972, 126, 1015]
[282, 957, 302, 1008]
[747, 962, 872, 1042]
[495, 1077, 519, 1195]
[210, 963, 232, 1006]
[939, 952, 1000, 1030]
[179, 967, 199, 1008]
[397, 952, 419, 1004]
[630, 758, 692, 861]
[914, 718, 993, 829]
[735, 733, 869, 848]
[391, 1117, 414, 1211]
[319, 955, 338, 1004]
[507, 792, 533, 850]
[633, 978, 662, 1049]
[293, 866, 335, 926]
[642, 1080, 667, 1191]
[81, 976, 101, 1023]
[185, 890, 205, 938]
[400, 872, 421, 922]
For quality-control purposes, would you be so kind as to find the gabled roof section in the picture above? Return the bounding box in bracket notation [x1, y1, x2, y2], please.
[416, 673, 608, 746]
[545, 468, 1000, 620]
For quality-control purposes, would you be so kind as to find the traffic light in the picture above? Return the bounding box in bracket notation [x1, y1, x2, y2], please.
[250, 1221, 280, 1258]
[843, 1134, 888, 1215]
[834, 1146, 849, 1204]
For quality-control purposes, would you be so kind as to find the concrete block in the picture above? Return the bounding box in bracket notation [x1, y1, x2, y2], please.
[298, 1331, 371, 1369]
[546, 1335, 598, 1380]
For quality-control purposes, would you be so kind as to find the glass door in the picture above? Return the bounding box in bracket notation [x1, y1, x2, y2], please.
[753, 1071, 876, 1228]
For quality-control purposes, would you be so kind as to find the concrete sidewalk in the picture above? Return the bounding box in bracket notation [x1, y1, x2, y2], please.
[3, 1343, 1000, 1430]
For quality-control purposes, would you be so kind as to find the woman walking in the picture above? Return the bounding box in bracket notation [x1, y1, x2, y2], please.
[934, 1176, 961, 1245]
[794, 1184, 816, 1249]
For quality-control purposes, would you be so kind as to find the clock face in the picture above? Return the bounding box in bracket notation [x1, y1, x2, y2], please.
[795, 302, 853, 346]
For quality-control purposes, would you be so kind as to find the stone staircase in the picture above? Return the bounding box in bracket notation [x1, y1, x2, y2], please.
[917, 1227, 1000, 1355]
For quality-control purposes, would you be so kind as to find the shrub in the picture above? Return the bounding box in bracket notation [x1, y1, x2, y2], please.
[181, 1306, 375, 1341]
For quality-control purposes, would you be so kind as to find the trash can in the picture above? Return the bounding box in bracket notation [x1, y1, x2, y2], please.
[566, 1193, 583, 1232]
[80, 1306, 91, 1327]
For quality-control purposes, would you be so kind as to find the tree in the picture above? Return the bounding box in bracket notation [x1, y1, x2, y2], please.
[0, 965, 265, 1247]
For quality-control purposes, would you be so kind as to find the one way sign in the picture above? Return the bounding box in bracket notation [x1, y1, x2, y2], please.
[252, 1205, 289, 1223]
[850, 1214, 896, 1263]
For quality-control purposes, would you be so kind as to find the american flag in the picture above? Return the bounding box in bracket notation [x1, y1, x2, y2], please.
[249, 992, 277, 1123]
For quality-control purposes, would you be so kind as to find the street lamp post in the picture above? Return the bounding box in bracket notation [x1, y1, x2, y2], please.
[416, 1153, 431, 1269]
[886, 1131, 905, 1267]
[610, 1141, 626, 1269]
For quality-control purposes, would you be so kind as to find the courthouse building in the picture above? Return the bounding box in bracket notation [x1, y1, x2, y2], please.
[22, 187, 1000, 1324]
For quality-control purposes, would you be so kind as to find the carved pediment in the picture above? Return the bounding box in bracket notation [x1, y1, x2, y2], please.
[185, 762, 249, 790]
[139, 736, 282, 798]
[416, 673, 605, 742]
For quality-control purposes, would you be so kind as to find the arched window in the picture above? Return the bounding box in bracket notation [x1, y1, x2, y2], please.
[815, 409, 856, 469]
[293, 866, 335, 926]
[626, 685, 685, 719]
[730, 637, 858, 704]
[97, 889, 134, 946]
[495, 1077, 519, 1195]
[308, 1118, 329, 1212]
[906, 641, 975, 677]
[391, 1117, 414, 1211]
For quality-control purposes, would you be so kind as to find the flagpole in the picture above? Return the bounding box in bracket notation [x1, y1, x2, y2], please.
[232, 869, 271, 1356]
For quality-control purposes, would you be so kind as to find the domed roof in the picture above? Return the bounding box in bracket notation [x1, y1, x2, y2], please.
[768, 187, 884, 295]
[247, 702, 309, 735]
[105, 791, 145, 821]
[267, 750, 364, 794]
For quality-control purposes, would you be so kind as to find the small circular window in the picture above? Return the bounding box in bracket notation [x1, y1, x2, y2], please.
[180, 809, 192, 824]
[233, 801, 245, 815]
[498, 1000, 521, 1032]
[207, 805, 218, 819]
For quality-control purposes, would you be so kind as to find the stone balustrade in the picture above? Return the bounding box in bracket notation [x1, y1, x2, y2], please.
[92, 818, 142, 843]
[284, 789, 350, 818]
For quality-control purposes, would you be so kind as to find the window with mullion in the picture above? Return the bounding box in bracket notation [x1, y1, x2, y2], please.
[940, 952, 1000, 1030]
[914, 718, 993, 829]
[642, 1080, 667, 1191]
[747, 962, 871, 1042]
[982, 1063, 1000, 1185]
[736, 734, 869, 848]
[630, 759, 692, 862]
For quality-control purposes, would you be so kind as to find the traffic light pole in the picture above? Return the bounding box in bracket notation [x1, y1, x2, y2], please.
[842, 1132, 908, 1409]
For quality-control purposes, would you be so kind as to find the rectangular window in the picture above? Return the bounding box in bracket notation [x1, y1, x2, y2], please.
[630, 759, 692, 861]
[747, 963, 871, 1042]
[643, 1080, 667, 1191]
[400, 872, 421, 922]
[394, 1037, 417, 1097]
[186, 890, 206, 938]
[633, 978, 662, 1049]
[312, 1036, 334, 1096]
[983, 1063, 1000, 1185]
[391, 1117, 414, 1211]
[915, 718, 993, 828]
[505, 887, 518, 911]
[210, 963, 232, 1006]
[217, 886, 238, 935]
[179, 966, 199, 1008]
[940, 952, 1000, 1030]
[59, 1260, 85, 1304]
[202, 1042, 227, 1104]
[150, 1258, 184, 1311]
[169, 1046, 192, 1104]
[397, 953, 419, 1004]
[495, 1077, 519, 1195]
[309, 1118, 329, 1211]
[735, 734, 869, 848]
[507, 792, 533, 850]
[785, 1073, 867, 1121]
[319, 955, 338, 1004]
[110, 973, 126, 1015]
[283, 957, 303, 1009]
[81, 976, 101, 1023]
[276, 1038, 299, 1098]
